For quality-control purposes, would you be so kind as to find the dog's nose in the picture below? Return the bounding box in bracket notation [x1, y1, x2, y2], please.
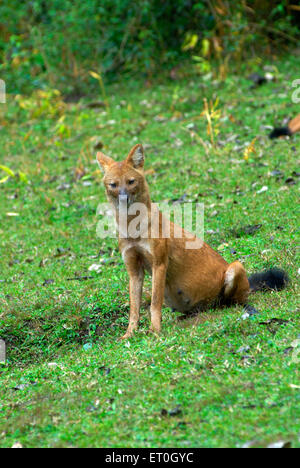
[119, 188, 128, 196]
[119, 188, 128, 203]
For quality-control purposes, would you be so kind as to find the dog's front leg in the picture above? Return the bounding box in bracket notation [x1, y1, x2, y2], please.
[121, 253, 144, 340]
[150, 262, 167, 334]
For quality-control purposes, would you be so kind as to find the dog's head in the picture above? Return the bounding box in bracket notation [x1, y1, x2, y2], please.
[97, 144, 147, 207]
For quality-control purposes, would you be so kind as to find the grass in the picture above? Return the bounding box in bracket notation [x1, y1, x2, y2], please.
[0, 56, 299, 448]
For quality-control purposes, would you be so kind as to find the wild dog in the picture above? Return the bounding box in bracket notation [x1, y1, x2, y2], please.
[97, 144, 288, 339]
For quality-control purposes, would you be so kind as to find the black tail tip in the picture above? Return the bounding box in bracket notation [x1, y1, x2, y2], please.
[249, 268, 289, 292]
[269, 127, 292, 139]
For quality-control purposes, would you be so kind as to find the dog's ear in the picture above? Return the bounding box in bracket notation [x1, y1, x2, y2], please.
[126, 144, 144, 169]
[96, 152, 115, 173]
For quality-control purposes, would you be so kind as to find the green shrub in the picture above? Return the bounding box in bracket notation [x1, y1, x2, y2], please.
[0, 1, 298, 94]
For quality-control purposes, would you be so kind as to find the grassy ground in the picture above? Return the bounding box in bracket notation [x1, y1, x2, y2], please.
[0, 56, 299, 448]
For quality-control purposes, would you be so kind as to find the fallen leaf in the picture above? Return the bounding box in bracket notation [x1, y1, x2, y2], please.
[256, 186, 268, 194]
[57, 183, 71, 191]
[259, 318, 290, 335]
[270, 170, 284, 177]
[217, 243, 229, 251]
[237, 346, 250, 354]
[88, 264, 102, 273]
[11, 442, 23, 448]
[99, 366, 111, 376]
[285, 177, 296, 185]
[231, 224, 262, 238]
[85, 101, 106, 109]
[42, 279, 55, 286]
[154, 115, 167, 122]
[66, 276, 93, 281]
[267, 440, 291, 448]
[83, 343, 93, 351]
[171, 193, 188, 204]
[161, 405, 182, 417]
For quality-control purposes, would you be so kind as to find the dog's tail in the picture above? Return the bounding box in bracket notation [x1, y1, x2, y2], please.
[269, 126, 292, 139]
[248, 268, 289, 292]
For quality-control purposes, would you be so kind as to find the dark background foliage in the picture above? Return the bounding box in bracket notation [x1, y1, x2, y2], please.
[0, 0, 299, 94]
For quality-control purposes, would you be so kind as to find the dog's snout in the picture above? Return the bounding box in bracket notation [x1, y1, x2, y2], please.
[119, 188, 128, 197]
[119, 188, 128, 204]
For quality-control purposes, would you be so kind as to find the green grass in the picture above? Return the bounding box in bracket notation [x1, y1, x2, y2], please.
[0, 56, 299, 448]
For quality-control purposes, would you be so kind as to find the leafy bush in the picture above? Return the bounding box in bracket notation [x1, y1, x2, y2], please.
[0, 0, 299, 94]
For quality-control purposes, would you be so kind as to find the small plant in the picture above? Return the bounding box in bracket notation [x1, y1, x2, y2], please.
[89, 71, 109, 110]
[243, 138, 257, 161]
[54, 115, 71, 140]
[201, 97, 222, 148]
[0, 165, 28, 184]
[15, 89, 65, 119]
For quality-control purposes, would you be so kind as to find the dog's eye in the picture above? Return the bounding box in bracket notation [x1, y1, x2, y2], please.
[128, 179, 135, 185]
[109, 182, 117, 188]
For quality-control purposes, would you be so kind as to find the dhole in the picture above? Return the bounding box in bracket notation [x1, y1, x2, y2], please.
[97, 144, 288, 339]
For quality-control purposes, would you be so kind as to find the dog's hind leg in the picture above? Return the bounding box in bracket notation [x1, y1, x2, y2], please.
[224, 261, 250, 305]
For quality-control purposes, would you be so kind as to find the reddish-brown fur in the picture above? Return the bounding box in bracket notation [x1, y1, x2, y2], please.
[97, 144, 250, 339]
[288, 114, 300, 134]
